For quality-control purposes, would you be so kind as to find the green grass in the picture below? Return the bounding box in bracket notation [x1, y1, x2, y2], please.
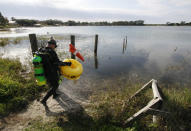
[0, 37, 26, 47]
[0, 38, 9, 46]
[89, 84, 191, 131]
[24, 117, 63, 131]
[0, 57, 48, 116]
[24, 82, 191, 131]
[159, 87, 191, 130]
[1, 57, 190, 130]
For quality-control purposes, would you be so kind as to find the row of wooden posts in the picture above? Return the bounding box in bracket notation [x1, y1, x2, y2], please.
[29, 34, 99, 57]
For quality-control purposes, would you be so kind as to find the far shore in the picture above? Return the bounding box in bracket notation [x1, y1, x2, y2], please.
[1, 24, 191, 28]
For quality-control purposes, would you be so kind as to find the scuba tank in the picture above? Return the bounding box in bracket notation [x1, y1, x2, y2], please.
[32, 54, 46, 86]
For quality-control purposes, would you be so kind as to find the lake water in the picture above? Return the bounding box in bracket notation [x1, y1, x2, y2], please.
[1, 26, 191, 99]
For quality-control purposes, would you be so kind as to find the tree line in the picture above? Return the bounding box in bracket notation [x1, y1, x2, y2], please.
[1, 11, 191, 27]
[166, 21, 191, 26]
[64, 20, 145, 26]
[0, 12, 145, 27]
[10, 19, 145, 26]
[11, 17, 64, 26]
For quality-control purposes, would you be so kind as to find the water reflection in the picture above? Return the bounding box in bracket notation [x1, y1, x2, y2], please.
[1, 26, 191, 91]
[94, 54, 98, 69]
[0, 39, 31, 64]
[122, 36, 127, 54]
[160, 53, 191, 86]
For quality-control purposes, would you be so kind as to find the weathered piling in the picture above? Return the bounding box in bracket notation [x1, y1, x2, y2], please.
[94, 55, 98, 69]
[71, 35, 75, 59]
[94, 34, 98, 56]
[29, 34, 38, 56]
[122, 36, 127, 54]
[125, 36, 127, 49]
[123, 38, 125, 54]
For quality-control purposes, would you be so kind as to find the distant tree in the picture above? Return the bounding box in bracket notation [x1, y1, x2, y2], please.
[81, 22, 89, 25]
[66, 20, 77, 26]
[180, 21, 186, 25]
[42, 19, 64, 25]
[11, 17, 16, 21]
[135, 20, 144, 25]
[111, 20, 144, 26]
[15, 19, 38, 26]
[175, 23, 180, 26]
[0, 12, 9, 26]
[166, 22, 171, 25]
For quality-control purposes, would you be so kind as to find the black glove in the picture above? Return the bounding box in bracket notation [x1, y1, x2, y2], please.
[59, 62, 72, 66]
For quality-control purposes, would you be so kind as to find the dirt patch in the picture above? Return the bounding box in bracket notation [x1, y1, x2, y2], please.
[1, 89, 90, 131]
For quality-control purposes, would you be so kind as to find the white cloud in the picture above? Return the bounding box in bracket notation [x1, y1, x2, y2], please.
[168, 0, 191, 6]
[136, 0, 170, 15]
[0, 0, 85, 8]
[0, 0, 191, 23]
[0, 0, 41, 5]
[0, 0, 187, 17]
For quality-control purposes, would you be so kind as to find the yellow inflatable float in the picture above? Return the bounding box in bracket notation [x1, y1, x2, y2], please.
[60, 59, 83, 80]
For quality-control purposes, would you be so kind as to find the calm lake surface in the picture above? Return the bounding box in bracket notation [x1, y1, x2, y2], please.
[1, 26, 191, 99]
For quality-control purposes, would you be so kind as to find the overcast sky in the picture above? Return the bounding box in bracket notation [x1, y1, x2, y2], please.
[0, 0, 190, 24]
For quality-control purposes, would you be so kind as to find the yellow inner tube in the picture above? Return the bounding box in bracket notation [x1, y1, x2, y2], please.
[60, 59, 83, 80]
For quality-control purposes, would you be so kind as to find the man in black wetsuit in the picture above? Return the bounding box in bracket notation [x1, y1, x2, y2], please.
[40, 37, 71, 105]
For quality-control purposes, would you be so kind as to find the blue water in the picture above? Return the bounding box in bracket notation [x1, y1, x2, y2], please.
[1, 26, 191, 96]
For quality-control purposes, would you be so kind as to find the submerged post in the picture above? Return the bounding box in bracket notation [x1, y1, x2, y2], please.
[125, 36, 127, 49]
[29, 34, 38, 56]
[94, 55, 98, 69]
[123, 38, 125, 54]
[94, 34, 98, 56]
[71, 35, 75, 59]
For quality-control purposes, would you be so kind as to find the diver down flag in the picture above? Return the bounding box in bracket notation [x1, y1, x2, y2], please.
[69, 44, 85, 62]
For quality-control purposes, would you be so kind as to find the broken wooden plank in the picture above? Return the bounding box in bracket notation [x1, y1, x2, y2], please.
[123, 98, 160, 125]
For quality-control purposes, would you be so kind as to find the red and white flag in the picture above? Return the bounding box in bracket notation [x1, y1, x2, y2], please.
[69, 44, 85, 62]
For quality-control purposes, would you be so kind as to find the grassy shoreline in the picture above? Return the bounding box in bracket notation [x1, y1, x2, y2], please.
[0, 57, 47, 117]
[24, 83, 191, 131]
[0, 37, 27, 47]
[0, 57, 191, 130]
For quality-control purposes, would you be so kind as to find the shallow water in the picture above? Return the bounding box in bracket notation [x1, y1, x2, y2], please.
[1, 26, 191, 99]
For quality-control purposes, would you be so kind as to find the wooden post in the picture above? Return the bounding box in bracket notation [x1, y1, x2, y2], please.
[71, 35, 75, 59]
[123, 38, 125, 54]
[125, 36, 127, 50]
[29, 34, 38, 56]
[94, 34, 98, 56]
[94, 55, 98, 69]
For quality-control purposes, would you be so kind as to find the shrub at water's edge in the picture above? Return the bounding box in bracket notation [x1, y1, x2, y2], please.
[0, 37, 26, 47]
[0, 58, 48, 116]
[0, 38, 9, 47]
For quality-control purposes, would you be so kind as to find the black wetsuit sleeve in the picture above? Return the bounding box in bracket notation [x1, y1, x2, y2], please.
[48, 49, 71, 66]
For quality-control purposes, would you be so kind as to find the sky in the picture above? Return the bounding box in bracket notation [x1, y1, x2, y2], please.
[0, 0, 191, 24]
